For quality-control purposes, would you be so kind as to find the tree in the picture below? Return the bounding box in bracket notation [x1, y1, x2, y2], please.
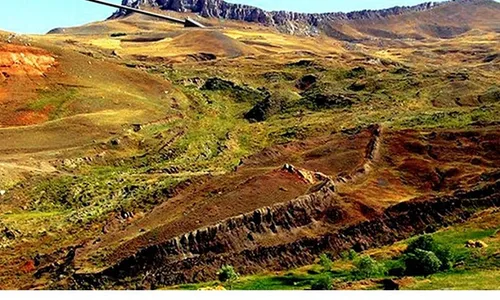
[405, 235, 455, 272]
[353, 255, 386, 280]
[434, 245, 454, 271]
[405, 235, 436, 254]
[319, 253, 333, 272]
[311, 274, 333, 290]
[217, 265, 239, 290]
[404, 249, 442, 276]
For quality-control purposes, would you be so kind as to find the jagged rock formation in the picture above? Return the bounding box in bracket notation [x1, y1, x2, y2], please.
[73, 178, 500, 289]
[68, 125, 500, 289]
[109, 0, 489, 35]
[112, 0, 444, 23]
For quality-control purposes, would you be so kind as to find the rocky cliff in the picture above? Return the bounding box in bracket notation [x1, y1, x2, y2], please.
[110, 0, 487, 35]
[73, 177, 500, 289]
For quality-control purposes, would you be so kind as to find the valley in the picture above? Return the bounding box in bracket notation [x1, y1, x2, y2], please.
[0, 0, 499, 290]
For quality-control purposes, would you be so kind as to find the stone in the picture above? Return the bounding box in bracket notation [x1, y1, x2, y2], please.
[2, 227, 18, 240]
[465, 240, 488, 248]
[110, 138, 121, 146]
[132, 124, 143, 132]
[475, 240, 488, 248]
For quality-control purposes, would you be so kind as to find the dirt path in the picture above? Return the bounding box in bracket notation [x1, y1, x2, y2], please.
[0, 161, 57, 174]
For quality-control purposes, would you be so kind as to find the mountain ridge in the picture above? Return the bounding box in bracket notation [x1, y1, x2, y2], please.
[110, 0, 491, 24]
[108, 0, 499, 36]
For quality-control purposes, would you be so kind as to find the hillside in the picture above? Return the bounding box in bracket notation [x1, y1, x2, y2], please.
[0, 0, 499, 291]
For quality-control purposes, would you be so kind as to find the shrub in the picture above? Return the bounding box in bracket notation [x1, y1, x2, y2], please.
[110, 32, 127, 37]
[405, 235, 455, 272]
[434, 245, 454, 271]
[348, 249, 358, 261]
[353, 255, 386, 279]
[311, 274, 333, 290]
[217, 265, 239, 289]
[386, 259, 406, 277]
[319, 253, 333, 272]
[244, 92, 291, 122]
[404, 249, 442, 276]
[406, 235, 436, 254]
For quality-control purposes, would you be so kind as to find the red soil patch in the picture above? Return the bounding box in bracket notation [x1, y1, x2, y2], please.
[8, 105, 54, 126]
[0, 43, 57, 126]
[20, 260, 36, 274]
[0, 44, 56, 77]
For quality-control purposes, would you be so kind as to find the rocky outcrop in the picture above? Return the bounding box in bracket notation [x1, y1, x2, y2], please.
[110, 0, 484, 35]
[73, 176, 500, 289]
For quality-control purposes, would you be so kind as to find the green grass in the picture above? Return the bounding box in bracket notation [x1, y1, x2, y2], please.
[27, 88, 78, 119]
[406, 269, 500, 290]
[27, 170, 184, 224]
[391, 105, 500, 129]
[177, 272, 336, 291]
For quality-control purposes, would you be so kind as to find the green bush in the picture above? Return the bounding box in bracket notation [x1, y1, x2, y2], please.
[311, 274, 333, 290]
[217, 265, 239, 289]
[404, 249, 442, 276]
[405, 235, 455, 272]
[434, 245, 455, 271]
[386, 259, 406, 277]
[406, 235, 436, 254]
[353, 255, 386, 279]
[348, 249, 358, 260]
[319, 253, 333, 272]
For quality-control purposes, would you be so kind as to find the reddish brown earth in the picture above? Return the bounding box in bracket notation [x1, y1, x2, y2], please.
[60, 125, 500, 289]
[0, 43, 58, 126]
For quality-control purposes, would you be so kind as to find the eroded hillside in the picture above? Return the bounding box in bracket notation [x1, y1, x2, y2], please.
[0, 0, 499, 290]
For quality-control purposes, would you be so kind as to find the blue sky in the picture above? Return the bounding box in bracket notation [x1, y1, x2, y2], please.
[0, 0, 448, 34]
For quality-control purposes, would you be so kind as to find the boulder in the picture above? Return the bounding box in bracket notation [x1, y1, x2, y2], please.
[110, 138, 121, 146]
[475, 240, 488, 248]
[465, 240, 488, 248]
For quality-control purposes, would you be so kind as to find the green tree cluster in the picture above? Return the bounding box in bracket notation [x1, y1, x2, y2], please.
[401, 235, 455, 276]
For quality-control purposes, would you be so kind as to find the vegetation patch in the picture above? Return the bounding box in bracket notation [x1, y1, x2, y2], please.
[201, 77, 268, 104]
[28, 171, 183, 224]
[245, 91, 300, 122]
[27, 88, 78, 119]
[300, 84, 355, 110]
